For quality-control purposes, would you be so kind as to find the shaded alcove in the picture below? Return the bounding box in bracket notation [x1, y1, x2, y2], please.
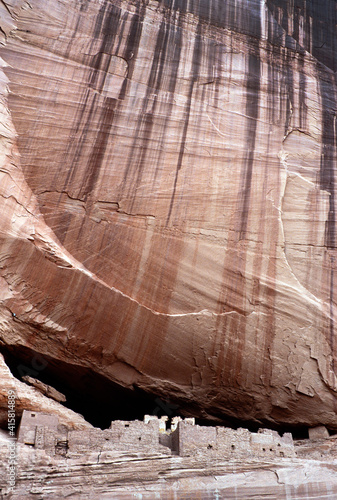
[0, 344, 314, 439]
[0, 344, 183, 429]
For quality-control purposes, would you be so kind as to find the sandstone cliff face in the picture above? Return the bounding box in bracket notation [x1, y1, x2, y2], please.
[0, 0, 337, 429]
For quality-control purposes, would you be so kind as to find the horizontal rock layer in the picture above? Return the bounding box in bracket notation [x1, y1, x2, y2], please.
[1, 440, 337, 499]
[0, 0, 337, 429]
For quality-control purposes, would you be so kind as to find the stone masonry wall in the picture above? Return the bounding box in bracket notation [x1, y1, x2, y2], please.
[17, 411, 295, 459]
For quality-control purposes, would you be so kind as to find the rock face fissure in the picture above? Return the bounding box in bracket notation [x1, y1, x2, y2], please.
[1, 0, 337, 433]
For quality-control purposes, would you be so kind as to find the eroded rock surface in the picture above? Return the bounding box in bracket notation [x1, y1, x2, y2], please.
[0, 0, 337, 430]
[2, 443, 336, 499]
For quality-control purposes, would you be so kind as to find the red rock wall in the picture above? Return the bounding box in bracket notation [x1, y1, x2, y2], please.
[0, 0, 337, 428]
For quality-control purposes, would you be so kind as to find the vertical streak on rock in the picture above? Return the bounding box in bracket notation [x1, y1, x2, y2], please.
[239, 51, 261, 239]
[121, 18, 168, 191]
[250, 44, 275, 385]
[80, 97, 116, 201]
[319, 69, 337, 374]
[267, 0, 337, 72]
[284, 52, 294, 138]
[64, 2, 146, 200]
[213, 1, 264, 390]
[298, 53, 307, 130]
[61, 2, 120, 188]
[122, 14, 182, 208]
[320, 93, 336, 251]
[331, 263, 335, 374]
[166, 23, 203, 225]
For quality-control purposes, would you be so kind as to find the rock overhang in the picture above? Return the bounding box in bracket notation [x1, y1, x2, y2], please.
[0, 0, 337, 430]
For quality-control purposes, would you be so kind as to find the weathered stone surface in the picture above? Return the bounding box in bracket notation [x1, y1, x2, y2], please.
[0, 0, 337, 430]
[1, 423, 337, 498]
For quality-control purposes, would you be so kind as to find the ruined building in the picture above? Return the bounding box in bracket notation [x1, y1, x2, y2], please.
[17, 411, 295, 459]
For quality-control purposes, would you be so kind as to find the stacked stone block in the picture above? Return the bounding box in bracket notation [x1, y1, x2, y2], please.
[17, 410, 295, 459]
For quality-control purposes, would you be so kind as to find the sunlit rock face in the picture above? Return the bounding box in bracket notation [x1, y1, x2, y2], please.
[0, 0, 337, 429]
